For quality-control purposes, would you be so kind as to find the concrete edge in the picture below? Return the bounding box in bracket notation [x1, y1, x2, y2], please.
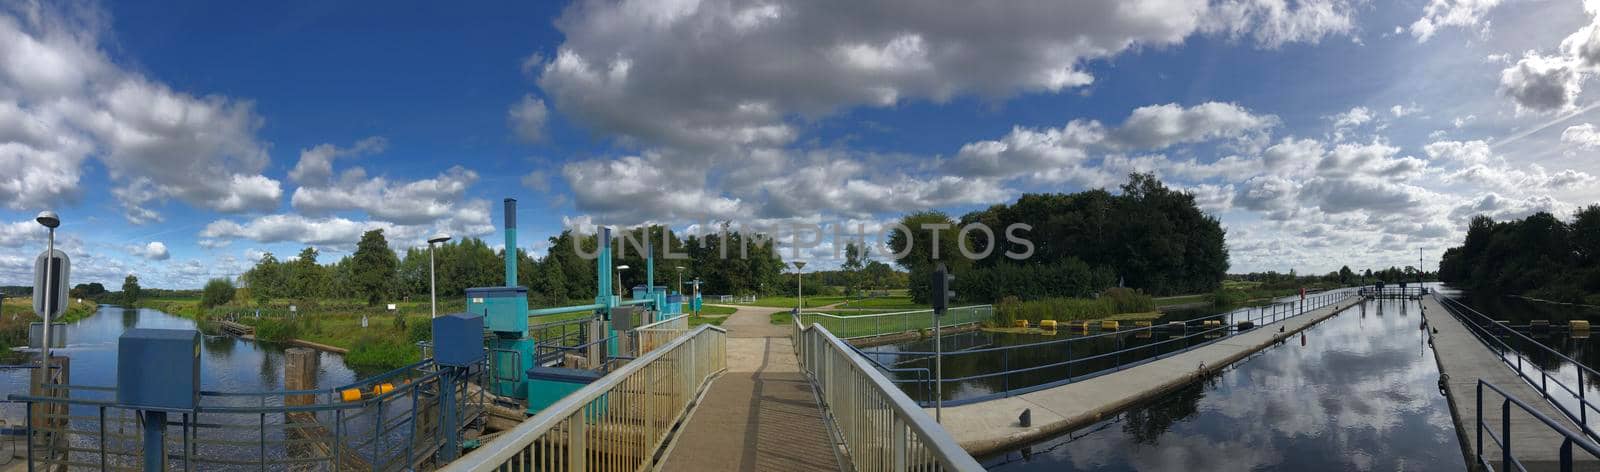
[955, 296, 1364, 458]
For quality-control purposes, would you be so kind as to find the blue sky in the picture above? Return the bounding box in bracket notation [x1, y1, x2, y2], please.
[3, 0, 1599, 288]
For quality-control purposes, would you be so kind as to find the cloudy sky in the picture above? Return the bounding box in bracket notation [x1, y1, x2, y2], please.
[2, 0, 1598, 289]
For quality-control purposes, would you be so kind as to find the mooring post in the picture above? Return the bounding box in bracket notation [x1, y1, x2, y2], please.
[284, 348, 318, 406]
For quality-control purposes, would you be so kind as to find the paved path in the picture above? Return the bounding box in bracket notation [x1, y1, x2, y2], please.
[659, 305, 842, 471]
[1421, 295, 1598, 471]
[934, 295, 1364, 457]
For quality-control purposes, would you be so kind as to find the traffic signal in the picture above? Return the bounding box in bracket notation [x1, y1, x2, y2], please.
[931, 263, 955, 313]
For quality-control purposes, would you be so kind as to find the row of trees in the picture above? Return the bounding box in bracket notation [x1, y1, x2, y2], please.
[237, 225, 813, 307]
[1439, 206, 1600, 303]
[891, 173, 1230, 303]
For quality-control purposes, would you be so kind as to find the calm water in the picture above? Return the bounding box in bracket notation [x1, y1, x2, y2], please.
[867, 289, 1359, 404]
[983, 295, 1468, 471]
[0, 303, 363, 458]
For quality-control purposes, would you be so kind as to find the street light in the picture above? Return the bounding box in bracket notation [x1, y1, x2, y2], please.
[616, 265, 630, 296]
[793, 261, 807, 310]
[427, 234, 451, 318]
[675, 266, 686, 295]
[35, 211, 59, 385]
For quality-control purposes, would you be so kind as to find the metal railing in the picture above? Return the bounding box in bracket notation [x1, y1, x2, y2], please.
[793, 317, 984, 472]
[633, 315, 689, 355]
[1476, 380, 1600, 471]
[8, 358, 485, 470]
[856, 291, 1356, 405]
[1358, 286, 1431, 298]
[442, 324, 727, 472]
[797, 305, 994, 341]
[1438, 296, 1600, 440]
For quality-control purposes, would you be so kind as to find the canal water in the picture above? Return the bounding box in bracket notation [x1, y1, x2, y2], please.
[1, 304, 370, 467]
[2, 304, 359, 403]
[866, 289, 1358, 404]
[982, 294, 1468, 471]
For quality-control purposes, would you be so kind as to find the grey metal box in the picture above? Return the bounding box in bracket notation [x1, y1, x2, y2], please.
[117, 329, 201, 411]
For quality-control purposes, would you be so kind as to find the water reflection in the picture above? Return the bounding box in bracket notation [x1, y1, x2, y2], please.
[984, 297, 1466, 471]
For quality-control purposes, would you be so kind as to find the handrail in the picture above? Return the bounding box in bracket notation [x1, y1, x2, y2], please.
[635, 313, 688, 331]
[442, 324, 728, 471]
[1438, 295, 1600, 440]
[795, 319, 984, 471]
[855, 290, 1356, 405]
[1476, 379, 1600, 471]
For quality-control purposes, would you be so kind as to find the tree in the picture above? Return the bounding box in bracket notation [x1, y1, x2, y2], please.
[842, 242, 866, 296]
[122, 275, 141, 304]
[287, 247, 327, 300]
[201, 278, 236, 308]
[1338, 266, 1355, 284]
[243, 252, 285, 305]
[350, 229, 400, 306]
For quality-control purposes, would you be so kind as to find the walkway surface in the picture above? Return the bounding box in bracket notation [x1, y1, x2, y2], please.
[934, 295, 1364, 457]
[1421, 295, 1597, 471]
[659, 304, 843, 472]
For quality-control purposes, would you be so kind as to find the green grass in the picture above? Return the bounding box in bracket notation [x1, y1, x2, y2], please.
[745, 295, 849, 308]
[688, 313, 728, 326]
[697, 305, 736, 316]
[1154, 294, 1210, 307]
[834, 296, 926, 310]
[791, 305, 993, 338]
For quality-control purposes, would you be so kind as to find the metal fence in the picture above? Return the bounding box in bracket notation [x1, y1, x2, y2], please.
[633, 315, 689, 355]
[857, 291, 1356, 406]
[1475, 379, 1600, 471]
[441, 324, 727, 472]
[792, 317, 984, 472]
[1438, 296, 1600, 440]
[8, 359, 485, 470]
[797, 306, 994, 341]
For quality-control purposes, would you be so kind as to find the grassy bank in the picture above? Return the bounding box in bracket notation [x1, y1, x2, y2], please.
[1, 297, 100, 363]
[991, 289, 1156, 327]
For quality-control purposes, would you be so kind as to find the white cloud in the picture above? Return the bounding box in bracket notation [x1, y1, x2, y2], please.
[289, 137, 387, 186]
[1409, 0, 1502, 42]
[1499, 52, 1582, 114]
[1390, 104, 1420, 117]
[0, 2, 282, 222]
[291, 165, 481, 225]
[129, 241, 169, 261]
[509, 94, 548, 143]
[522, 170, 551, 192]
[1329, 106, 1373, 129]
[1561, 123, 1600, 149]
[1201, 0, 1361, 48]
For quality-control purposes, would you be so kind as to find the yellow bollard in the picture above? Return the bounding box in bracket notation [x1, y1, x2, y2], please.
[1067, 320, 1089, 331]
[375, 383, 396, 395]
[1572, 320, 1591, 331]
[1013, 319, 1030, 328]
[1101, 320, 1120, 331]
[1039, 320, 1057, 329]
[340, 388, 362, 402]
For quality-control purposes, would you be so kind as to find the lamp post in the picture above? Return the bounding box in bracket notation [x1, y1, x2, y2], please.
[35, 211, 59, 382]
[793, 261, 807, 311]
[616, 265, 630, 297]
[675, 266, 685, 295]
[428, 234, 451, 318]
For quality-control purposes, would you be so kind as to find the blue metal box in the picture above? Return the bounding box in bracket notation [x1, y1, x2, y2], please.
[467, 286, 529, 333]
[433, 313, 486, 367]
[117, 329, 200, 411]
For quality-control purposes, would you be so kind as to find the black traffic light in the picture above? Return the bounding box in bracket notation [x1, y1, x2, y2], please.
[931, 263, 955, 313]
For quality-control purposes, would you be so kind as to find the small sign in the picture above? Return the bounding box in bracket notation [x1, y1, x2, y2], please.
[32, 249, 69, 318]
[387, 303, 396, 311]
[361, 315, 369, 329]
[471, 297, 484, 304]
[255, 309, 260, 319]
[289, 305, 297, 313]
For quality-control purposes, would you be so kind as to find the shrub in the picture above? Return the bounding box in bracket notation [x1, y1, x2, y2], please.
[347, 335, 420, 372]
[1210, 288, 1248, 308]
[253, 319, 300, 342]
[200, 278, 236, 308]
[407, 318, 432, 344]
[993, 291, 1157, 325]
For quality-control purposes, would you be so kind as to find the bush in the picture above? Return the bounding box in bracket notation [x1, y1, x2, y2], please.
[347, 335, 420, 372]
[253, 319, 300, 342]
[993, 290, 1157, 326]
[201, 278, 236, 308]
[407, 318, 432, 344]
[1211, 288, 1248, 308]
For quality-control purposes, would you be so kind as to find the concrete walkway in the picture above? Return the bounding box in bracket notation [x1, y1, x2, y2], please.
[659, 305, 842, 471]
[1421, 295, 1597, 471]
[933, 295, 1364, 457]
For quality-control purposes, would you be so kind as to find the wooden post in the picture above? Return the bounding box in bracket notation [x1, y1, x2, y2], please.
[284, 348, 318, 406]
[29, 355, 69, 463]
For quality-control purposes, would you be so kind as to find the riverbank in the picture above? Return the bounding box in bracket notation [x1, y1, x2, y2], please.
[0, 297, 99, 362]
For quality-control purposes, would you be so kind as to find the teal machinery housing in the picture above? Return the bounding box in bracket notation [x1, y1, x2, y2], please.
[467, 198, 693, 414]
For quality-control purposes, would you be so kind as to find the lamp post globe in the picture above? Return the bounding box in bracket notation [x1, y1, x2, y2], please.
[36, 211, 59, 229]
